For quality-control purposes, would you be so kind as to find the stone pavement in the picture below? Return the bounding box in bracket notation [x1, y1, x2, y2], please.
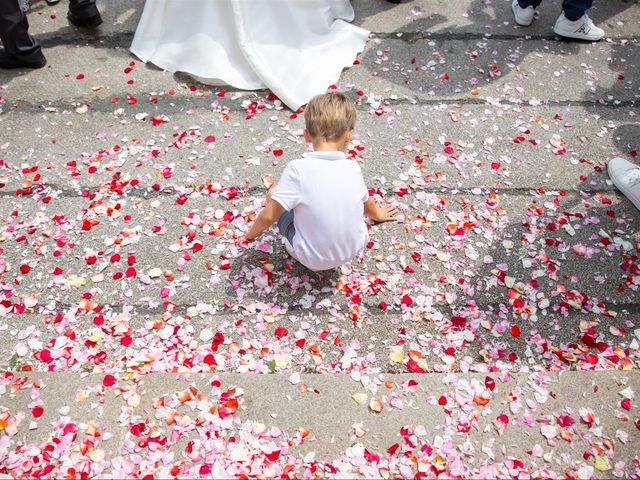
[0, 0, 639, 478]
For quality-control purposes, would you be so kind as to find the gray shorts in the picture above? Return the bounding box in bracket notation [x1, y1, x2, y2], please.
[276, 210, 296, 244]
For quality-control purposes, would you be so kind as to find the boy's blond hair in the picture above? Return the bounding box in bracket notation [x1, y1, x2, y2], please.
[305, 92, 356, 142]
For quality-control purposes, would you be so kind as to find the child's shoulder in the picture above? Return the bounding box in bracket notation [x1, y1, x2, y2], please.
[282, 157, 305, 173]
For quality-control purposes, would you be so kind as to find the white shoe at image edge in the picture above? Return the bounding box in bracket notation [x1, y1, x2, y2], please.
[553, 13, 604, 41]
[512, 0, 535, 26]
[608, 157, 640, 211]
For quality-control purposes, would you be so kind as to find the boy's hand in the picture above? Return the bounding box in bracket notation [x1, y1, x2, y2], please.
[365, 199, 398, 223]
[235, 234, 254, 249]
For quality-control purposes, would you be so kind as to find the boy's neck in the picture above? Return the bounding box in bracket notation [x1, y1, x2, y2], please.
[311, 140, 347, 152]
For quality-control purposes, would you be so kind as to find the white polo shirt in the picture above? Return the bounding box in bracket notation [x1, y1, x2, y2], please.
[271, 151, 369, 271]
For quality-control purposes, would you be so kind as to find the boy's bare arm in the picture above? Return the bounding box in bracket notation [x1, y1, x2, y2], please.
[245, 199, 285, 240]
[364, 197, 398, 223]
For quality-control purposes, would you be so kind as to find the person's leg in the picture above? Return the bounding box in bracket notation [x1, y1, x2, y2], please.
[0, 0, 46, 68]
[562, 0, 593, 21]
[67, 0, 102, 27]
[518, 0, 542, 8]
[276, 210, 299, 260]
[276, 210, 296, 245]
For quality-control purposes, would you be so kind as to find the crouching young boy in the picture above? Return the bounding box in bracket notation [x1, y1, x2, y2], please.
[244, 92, 397, 271]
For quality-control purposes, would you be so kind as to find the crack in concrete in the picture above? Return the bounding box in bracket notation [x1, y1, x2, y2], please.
[0, 184, 621, 199]
[34, 31, 640, 49]
[28, 301, 640, 317]
[0, 96, 636, 116]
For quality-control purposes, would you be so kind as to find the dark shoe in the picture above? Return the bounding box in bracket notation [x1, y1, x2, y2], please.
[0, 47, 46, 69]
[67, 4, 103, 28]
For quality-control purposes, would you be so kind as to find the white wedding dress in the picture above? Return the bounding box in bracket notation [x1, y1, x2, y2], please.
[130, 0, 370, 110]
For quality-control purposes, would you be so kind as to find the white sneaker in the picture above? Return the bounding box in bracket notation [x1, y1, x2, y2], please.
[553, 13, 604, 41]
[511, 0, 535, 26]
[608, 157, 640, 211]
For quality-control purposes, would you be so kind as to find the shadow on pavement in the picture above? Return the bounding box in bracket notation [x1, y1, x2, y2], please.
[226, 241, 341, 310]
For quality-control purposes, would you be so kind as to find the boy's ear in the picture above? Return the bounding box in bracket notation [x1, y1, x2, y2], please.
[303, 129, 312, 143]
[346, 129, 354, 142]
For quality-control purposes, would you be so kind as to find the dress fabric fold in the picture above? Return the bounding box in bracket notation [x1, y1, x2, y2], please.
[130, 0, 370, 110]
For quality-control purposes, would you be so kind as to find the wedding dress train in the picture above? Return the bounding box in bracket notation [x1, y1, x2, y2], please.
[130, 0, 369, 110]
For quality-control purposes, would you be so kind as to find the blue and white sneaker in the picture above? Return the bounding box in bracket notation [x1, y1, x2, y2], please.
[553, 13, 604, 41]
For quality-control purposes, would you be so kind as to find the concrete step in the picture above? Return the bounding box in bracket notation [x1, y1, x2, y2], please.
[0, 189, 637, 305]
[1, 370, 638, 477]
[2, 35, 638, 106]
[2, 301, 639, 378]
[0, 101, 636, 194]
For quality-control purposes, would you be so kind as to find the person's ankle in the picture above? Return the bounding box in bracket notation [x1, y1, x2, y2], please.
[564, 13, 583, 22]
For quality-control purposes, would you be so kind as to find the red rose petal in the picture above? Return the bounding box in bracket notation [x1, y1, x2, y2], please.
[265, 450, 280, 462]
[275, 327, 288, 338]
[485, 376, 496, 391]
[39, 349, 52, 363]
